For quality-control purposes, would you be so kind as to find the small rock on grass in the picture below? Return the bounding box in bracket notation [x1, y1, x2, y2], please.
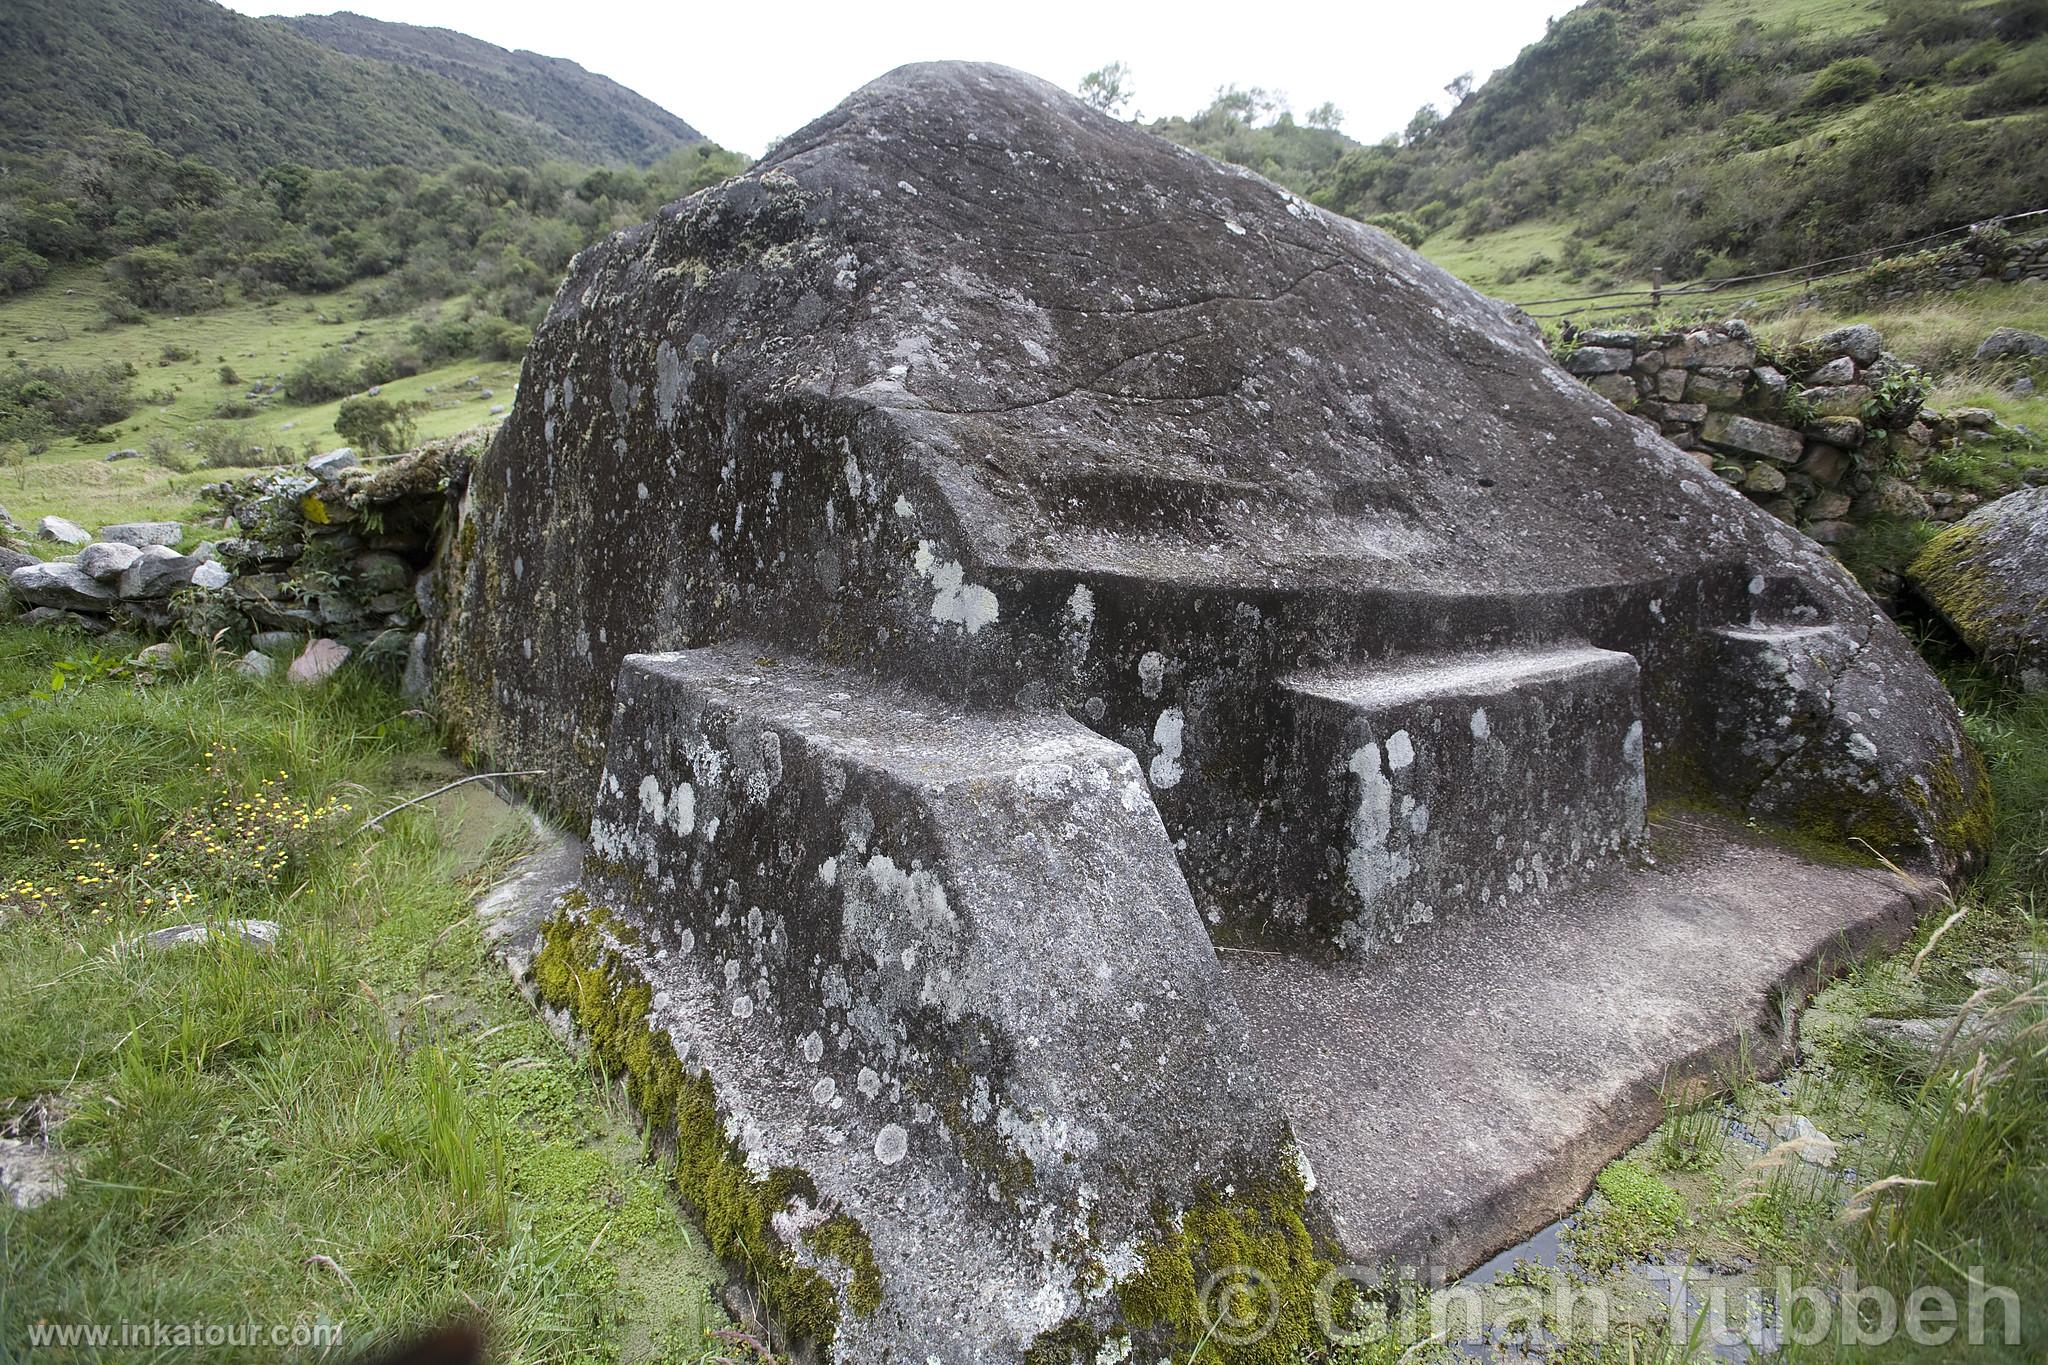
[36, 516, 90, 546]
[0, 1137, 70, 1210]
[1, 1097, 71, 1210]
[134, 919, 282, 952]
[232, 649, 275, 679]
[288, 637, 350, 685]
[1770, 1115, 1837, 1167]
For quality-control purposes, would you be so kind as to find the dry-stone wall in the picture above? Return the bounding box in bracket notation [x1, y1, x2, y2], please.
[1, 438, 472, 688]
[1561, 319, 2019, 542]
[1847, 225, 2048, 303]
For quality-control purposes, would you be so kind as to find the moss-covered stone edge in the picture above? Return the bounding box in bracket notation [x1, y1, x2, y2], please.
[1910, 522, 2013, 655]
[1026, 1160, 1354, 1364]
[529, 900, 883, 1346]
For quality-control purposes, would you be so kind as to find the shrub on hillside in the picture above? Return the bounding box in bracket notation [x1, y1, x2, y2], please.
[0, 360, 137, 436]
[1363, 213, 1428, 248]
[355, 352, 399, 388]
[282, 351, 354, 404]
[105, 246, 223, 313]
[191, 424, 265, 468]
[0, 242, 50, 295]
[474, 316, 532, 362]
[1802, 58, 1883, 109]
[1965, 45, 2048, 116]
[334, 395, 426, 454]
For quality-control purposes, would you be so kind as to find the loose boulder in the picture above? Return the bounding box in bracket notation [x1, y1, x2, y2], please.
[9, 561, 116, 613]
[306, 447, 358, 479]
[76, 541, 144, 582]
[1976, 327, 2048, 362]
[1810, 323, 1882, 365]
[96, 521, 181, 548]
[117, 546, 200, 599]
[1909, 486, 2048, 691]
[36, 516, 90, 547]
[435, 63, 1986, 1360]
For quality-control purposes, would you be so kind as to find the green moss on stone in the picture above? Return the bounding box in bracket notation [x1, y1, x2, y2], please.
[1911, 522, 2018, 653]
[530, 906, 882, 1347]
[1918, 742, 1995, 865]
[1116, 1164, 1344, 1363]
[804, 1213, 884, 1317]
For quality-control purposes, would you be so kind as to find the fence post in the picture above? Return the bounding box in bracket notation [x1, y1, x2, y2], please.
[1650, 267, 1663, 312]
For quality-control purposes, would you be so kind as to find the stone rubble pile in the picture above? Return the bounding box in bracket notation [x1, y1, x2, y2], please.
[1562, 319, 2032, 544]
[1, 438, 475, 692]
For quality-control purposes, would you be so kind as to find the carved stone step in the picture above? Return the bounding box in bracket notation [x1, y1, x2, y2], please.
[1221, 805, 1926, 1275]
[1281, 645, 1648, 954]
[580, 646, 1291, 1359]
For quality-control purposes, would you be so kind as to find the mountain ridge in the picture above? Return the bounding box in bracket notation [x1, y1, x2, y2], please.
[277, 11, 704, 167]
[0, 0, 706, 175]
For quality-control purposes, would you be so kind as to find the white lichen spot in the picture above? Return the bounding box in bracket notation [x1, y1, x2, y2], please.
[924, 558, 1000, 634]
[894, 494, 915, 519]
[896, 180, 919, 197]
[637, 774, 666, 825]
[1137, 650, 1167, 699]
[857, 1066, 882, 1098]
[874, 1123, 909, 1165]
[1345, 742, 1395, 912]
[669, 782, 695, 836]
[1385, 730, 1416, 771]
[801, 1030, 825, 1064]
[1471, 708, 1490, 740]
[654, 339, 683, 427]
[1067, 584, 1095, 623]
[1847, 732, 1879, 763]
[1149, 707, 1185, 788]
[818, 856, 839, 886]
[731, 994, 755, 1020]
[811, 1078, 837, 1105]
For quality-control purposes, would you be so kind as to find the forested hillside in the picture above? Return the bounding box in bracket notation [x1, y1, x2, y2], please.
[1, 0, 544, 175]
[0, 0, 739, 496]
[279, 12, 705, 168]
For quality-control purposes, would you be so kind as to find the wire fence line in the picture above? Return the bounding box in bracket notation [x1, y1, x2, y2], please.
[1513, 206, 2048, 322]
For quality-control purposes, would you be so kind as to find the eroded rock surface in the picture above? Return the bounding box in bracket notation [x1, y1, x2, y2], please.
[434, 62, 1990, 1360]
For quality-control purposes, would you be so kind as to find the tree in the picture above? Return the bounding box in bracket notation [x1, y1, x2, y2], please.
[1402, 104, 1443, 146]
[1444, 72, 1475, 106]
[1079, 63, 1134, 117]
[1305, 102, 1345, 131]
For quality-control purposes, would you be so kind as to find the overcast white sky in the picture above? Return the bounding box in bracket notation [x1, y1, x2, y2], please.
[222, 0, 1569, 158]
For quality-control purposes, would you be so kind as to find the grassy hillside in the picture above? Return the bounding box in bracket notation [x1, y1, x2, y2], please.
[1368, 0, 2048, 302]
[1145, 0, 2048, 304]
[279, 11, 706, 168]
[0, 268, 520, 530]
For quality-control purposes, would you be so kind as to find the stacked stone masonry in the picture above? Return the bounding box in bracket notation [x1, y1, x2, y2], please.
[1561, 319, 2022, 541]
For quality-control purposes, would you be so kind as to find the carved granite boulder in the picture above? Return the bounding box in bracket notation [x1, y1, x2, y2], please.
[437, 62, 1986, 1361]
